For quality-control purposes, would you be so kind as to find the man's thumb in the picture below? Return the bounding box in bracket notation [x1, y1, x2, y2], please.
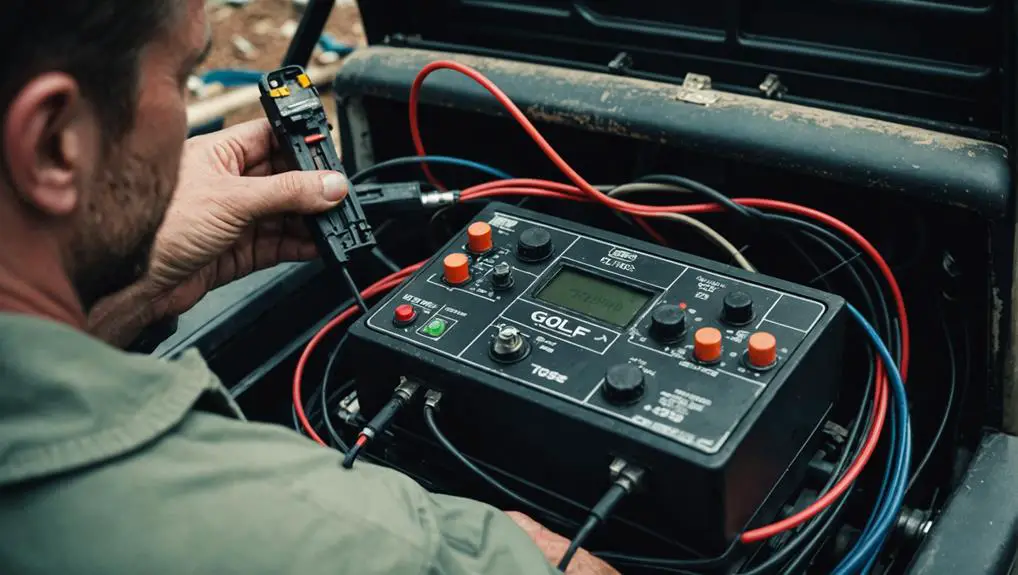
[249, 170, 348, 217]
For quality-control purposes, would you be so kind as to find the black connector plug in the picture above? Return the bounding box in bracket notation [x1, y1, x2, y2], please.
[354, 182, 459, 218]
[558, 459, 645, 571]
[342, 378, 420, 469]
[259, 65, 375, 267]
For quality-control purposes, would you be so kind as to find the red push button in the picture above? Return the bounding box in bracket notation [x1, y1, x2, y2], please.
[467, 222, 493, 254]
[748, 332, 778, 368]
[393, 304, 417, 326]
[694, 327, 723, 363]
[443, 253, 471, 285]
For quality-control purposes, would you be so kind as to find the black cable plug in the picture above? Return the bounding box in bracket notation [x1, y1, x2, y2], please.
[342, 378, 419, 469]
[558, 459, 645, 572]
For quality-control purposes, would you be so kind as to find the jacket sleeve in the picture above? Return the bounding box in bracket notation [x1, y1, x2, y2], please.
[169, 413, 563, 575]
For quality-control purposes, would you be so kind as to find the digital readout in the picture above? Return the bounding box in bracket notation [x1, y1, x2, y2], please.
[535, 267, 652, 327]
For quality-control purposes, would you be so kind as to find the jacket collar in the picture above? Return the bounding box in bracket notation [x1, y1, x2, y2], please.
[0, 313, 231, 486]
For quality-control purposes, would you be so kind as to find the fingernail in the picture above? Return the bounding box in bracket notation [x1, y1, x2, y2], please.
[322, 173, 347, 202]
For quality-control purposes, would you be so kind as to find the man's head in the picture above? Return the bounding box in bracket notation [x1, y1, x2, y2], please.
[0, 0, 209, 312]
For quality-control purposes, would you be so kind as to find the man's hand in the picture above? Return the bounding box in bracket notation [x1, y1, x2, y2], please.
[88, 119, 346, 346]
[506, 512, 620, 575]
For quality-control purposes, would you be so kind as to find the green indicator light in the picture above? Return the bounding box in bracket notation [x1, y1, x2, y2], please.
[422, 318, 447, 337]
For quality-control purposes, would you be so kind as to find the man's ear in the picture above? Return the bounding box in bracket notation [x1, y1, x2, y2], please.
[2, 72, 98, 217]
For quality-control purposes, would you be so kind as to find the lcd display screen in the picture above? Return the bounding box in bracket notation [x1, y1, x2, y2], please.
[535, 267, 652, 327]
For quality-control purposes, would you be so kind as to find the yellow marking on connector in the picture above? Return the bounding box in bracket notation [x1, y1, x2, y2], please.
[269, 88, 282, 98]
[297, 74, 312, 88]
[278, 86, 291, 96]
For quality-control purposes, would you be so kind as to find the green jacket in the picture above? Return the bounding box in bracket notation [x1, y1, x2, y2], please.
[0, 313, 560, 574]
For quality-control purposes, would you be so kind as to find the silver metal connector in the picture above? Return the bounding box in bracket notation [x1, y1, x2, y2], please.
[395, 377, 420, 402]
[609, 457, 646, 492]
[425, 389, 444, 409]
[421, 191, 458, 208]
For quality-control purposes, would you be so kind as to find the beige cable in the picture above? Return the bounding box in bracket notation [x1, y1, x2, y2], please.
[606, 185, 756, 272]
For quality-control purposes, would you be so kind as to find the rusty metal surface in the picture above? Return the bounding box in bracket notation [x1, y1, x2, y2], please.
[336, 46, 1011, 218]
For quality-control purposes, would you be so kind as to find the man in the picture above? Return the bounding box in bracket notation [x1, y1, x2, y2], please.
[0, 1, 619, 574]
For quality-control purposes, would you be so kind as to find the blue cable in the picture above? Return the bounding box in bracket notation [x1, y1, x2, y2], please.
[833, 303, 912, 575]
[198, 37, 353, 88]
[349, 155, 513, 185]
[318, 33, 355, 56]
[835, 305, 910, 574]
[859, 408, 896, 574]
[200, 68, 264, 87]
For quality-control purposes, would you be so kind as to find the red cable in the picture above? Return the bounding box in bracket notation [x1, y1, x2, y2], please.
[413, 63, 909, 378]
[463, 180, 910, 381]
[411, 61, 909, 541]
[743, 368, 888, 543]
[293, 263, 424, 446]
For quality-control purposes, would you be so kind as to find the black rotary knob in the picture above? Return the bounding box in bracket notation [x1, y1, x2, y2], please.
[602, 364, 646, 405]
[517, 227, 553, 262]
[722, 291, 754, 326]
[491, 261, 515, 290]
[649, 304, 686, 343]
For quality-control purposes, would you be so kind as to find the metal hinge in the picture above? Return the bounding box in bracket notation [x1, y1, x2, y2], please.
[677, 73, 719, 105]
[759, 73, 787, 99]
[607, 52, 633, 75]
[682, 73, 712, 91]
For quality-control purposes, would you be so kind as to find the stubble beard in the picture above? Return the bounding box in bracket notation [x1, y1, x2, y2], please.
[69, 147, 174, 311]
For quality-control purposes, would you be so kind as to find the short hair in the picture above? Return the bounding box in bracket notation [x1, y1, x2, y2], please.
[0, 2, 179, 141]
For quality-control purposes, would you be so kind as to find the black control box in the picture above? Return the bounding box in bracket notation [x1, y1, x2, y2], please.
[346, 203, 846, 552]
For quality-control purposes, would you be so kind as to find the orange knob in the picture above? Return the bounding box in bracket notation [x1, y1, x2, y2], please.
[748, 332, 778, 368]
[443, 253, 471, 285]
[694, 327, 723, 363]
[467, 221, 493, 253]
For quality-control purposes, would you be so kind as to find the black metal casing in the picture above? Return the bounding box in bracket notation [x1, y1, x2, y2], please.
[346, 203, 846, 553]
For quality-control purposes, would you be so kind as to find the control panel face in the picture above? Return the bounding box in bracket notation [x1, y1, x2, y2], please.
[367, 211, 829, 455]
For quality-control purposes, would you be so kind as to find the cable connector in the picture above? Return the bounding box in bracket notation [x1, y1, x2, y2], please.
[354, 182, 459, 218]
[558, 459, 646, 571]
[424, 389, 443, 410]
[608, 457, 646, 494]
[342, 377, 420, 469]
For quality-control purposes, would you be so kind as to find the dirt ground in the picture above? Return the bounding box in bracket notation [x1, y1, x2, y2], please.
[196, 0, 365, 126]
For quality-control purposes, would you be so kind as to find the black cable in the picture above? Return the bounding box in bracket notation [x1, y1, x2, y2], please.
[320, 334, 352, 452]
[290, 296, 358, 437]
[560, 515, 602, 570]
[281, 0, 335, 67]
[348, 156, 509, 185]
[422, 401, 577, 528]
[343, 381, 419, 469]
[560, 479, 637, 571]
[372, 247, 402, 274]
[596, 541, 740, 572]
[905, 312, 957, 493]
[637, 174, 756, 220]
[769, 214, 899, 363]
[321, 384, 355, 452]
[339, 266, 368, 312]
[944, 307, 971, 478]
